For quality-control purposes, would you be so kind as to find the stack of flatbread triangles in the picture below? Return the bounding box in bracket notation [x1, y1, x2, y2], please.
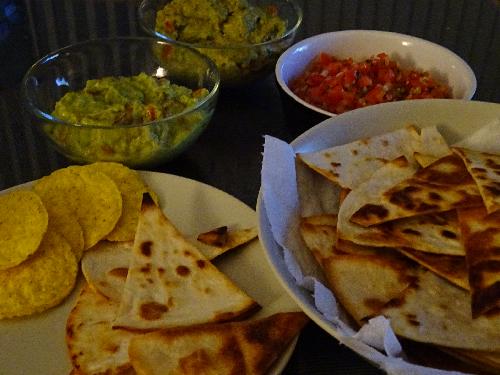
[67, 194, 308, 374]
[297, 124, 500, 373]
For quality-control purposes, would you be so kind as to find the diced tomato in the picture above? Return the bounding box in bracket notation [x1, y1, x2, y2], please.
[377, 68, 396, 84]
[365, 85, 385, 104]
[145, 106, 157, 121]
[289, 52, 451, 114]
[164, 20, 175, 33]
[357, 74, 372, 88]
[161, 45, 173, 60]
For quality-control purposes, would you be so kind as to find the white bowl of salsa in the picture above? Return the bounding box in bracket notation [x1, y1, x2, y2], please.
[275, 30, 477, 130]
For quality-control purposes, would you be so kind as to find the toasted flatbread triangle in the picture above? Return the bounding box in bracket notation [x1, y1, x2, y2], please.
[66, 284, 137, 375]
[113, 194, 260, 330]
[82, 227, 257, 302]
[351, 154, 483, 226]
[299, 214, 338, 267]
[457, 206, 500, 317]
[128, 312, 309, 375]
[381, 268, 500, 351]
[297, 125, 450, 190]
[396, 247, 469, 290]
[323, 250, 416, 323]
[453, 147, 500, 214]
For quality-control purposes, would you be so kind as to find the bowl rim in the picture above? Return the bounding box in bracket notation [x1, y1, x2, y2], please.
[21, 36, 220, 130]
[137, 0, 303, 50]
[275, 29, 478, 117]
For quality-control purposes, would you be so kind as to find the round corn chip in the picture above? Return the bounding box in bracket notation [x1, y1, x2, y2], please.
[0, 190, 48, 270]
[0, 230, 78, 319]
[34, 166, 122, 250]
[84, 162, 150, 242]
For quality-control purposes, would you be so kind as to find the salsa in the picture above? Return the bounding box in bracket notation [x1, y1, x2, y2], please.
[48, 72, 209, 166]
[290, 52, 451, 115]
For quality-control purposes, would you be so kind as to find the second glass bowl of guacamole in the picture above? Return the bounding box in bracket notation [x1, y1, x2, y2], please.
[138, 0, 303, 87]
[22, 37, 220, 167]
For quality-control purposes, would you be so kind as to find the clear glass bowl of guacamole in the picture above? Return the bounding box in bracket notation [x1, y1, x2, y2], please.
[138, 0, 302, 87]
[21, 37, 220, 167]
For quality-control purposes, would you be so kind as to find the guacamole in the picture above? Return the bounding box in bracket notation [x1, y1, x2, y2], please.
[155, 0, 287, 83]
[48, 72, 209, 166]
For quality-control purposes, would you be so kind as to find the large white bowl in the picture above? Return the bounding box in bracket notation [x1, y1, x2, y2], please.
[276, 30, 477, 118]
[257, 99, 500, 373]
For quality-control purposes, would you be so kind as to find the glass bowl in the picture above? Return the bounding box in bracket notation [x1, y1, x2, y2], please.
[138, 0, 302, 87]
[21, 37, 220, 167]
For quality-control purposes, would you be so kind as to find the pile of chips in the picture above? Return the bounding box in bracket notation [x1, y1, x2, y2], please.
[0, 162, 154, 319]
[295, 124, 500, 372]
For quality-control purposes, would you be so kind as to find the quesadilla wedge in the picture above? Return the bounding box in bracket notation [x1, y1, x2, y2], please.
[128, 312, 309, 375]
[457, 206, 500, 317]
[113, 194, 260, 330]
[453, 147, 500, 214]
[351, 154, 483, 226]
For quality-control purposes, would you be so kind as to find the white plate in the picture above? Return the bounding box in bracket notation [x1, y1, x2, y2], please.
[0, 172, 299, 375]
[257, 99, 500, 370]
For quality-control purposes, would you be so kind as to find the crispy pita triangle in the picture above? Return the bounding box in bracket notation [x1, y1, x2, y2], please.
[457, 206, 500, 317]
[82, 227, 256, 302]
[381, 268, 500, 351]
[113, 194, 260, 330]
[128, 312, 309, 375]
[454, 147, 500, 214]
[396, 247, 469, 290]
[351, 154, 483, 226]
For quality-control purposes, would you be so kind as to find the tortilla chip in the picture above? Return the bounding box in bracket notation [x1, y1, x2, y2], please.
[0, 230, 77, 319]
[458, 206, 500, 317]
[128, 312, 309, 375]
[0, 190, 48, 270]
[113, 194, 260, 330]
[85, 162, 152, 242]
[351, 154, 483, 226]
[454, 147, 500, 214]
[34, 166, 122, 250]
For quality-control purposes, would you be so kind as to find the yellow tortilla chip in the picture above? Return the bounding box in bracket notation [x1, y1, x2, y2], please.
[84, 162, 150, 242]
[0, 230, 78, 319]
[34, 166, 122, 250]
[0, 190, 48, 270]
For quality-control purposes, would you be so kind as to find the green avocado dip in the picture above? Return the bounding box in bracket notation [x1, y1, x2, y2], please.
[155, 0, 287, 83]
[48, 72, 210, 166]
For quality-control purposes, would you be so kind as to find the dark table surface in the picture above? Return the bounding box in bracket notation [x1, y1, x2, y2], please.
[1, 1, 499, 374]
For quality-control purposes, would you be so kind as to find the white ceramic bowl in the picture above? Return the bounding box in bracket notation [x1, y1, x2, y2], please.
[258, 99, 500, 373]
[276, 30, 477, 121]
